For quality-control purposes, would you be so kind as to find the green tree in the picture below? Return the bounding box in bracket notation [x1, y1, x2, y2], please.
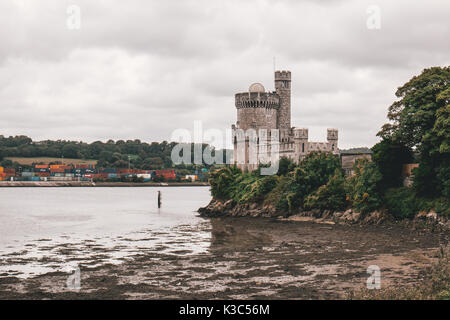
[277, 157, 296, 176]
[346, 159, 383, 213]
[372, 139, 413, 189]
[304, 169, 347, 211]
[378, 66, 450, 197]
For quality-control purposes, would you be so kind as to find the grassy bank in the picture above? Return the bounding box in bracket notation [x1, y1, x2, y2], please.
[5, 157, 97, 166]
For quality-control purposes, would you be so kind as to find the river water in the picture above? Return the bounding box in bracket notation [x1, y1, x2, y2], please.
[0, 187, 212, 278]
[0, 186, 446, 299]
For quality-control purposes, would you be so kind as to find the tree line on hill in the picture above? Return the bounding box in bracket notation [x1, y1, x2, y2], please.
[0, 137, 230, 175]
[210, 66, 450, 219]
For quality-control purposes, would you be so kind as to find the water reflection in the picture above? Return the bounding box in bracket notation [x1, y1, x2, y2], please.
[0, 187, 212, 278]
[208, 217, 274, 251]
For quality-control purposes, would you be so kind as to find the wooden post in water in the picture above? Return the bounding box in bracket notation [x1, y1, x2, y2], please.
[157, 191, 161, 208]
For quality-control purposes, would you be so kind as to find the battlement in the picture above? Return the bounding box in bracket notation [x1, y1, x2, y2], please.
[235, 92, 280, 109]
[327, 128, 338, 140]
[275, 70, 291, 81]
[293, 127, 308, 139]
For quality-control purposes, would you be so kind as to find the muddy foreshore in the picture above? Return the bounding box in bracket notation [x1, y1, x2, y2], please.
[0, 214, 448, 300]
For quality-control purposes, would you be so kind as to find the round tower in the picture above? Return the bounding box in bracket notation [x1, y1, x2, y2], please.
[274, 70, 291, 129]
[234, 83, 279, 130]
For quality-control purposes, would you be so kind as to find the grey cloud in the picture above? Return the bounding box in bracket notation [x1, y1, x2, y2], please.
[0, 0, 449, 150]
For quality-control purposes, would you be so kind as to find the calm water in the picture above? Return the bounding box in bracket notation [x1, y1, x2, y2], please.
[0, 187, 212, 278]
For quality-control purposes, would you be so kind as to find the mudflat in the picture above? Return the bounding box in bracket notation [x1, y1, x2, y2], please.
[1, 217, 448, 299]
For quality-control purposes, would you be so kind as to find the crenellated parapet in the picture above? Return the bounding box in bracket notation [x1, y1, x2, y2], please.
[274, 70, 291, 81]
[235, 92, 280, 109]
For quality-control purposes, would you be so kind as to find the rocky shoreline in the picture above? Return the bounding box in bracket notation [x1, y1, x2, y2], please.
[198, 199, 450, 232]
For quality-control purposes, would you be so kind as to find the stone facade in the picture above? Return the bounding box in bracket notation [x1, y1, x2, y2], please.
[340, 153, 372, 176]
[232, 70, 339, 171]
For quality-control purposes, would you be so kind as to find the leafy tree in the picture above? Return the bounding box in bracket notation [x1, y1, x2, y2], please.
[61, 144, 79, 159]
[378, 66, 450, 197]
[372, 139, 413, 189]
[346, 159, 383, 213]
[277, 157, 296, 176]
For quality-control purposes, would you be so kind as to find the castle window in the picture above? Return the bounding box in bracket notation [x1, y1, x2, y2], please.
[332, 144, 335, 151]
[302, 143, 304, 152]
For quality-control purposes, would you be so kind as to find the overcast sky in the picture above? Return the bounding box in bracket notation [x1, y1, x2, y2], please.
[0, 0, 449, 149]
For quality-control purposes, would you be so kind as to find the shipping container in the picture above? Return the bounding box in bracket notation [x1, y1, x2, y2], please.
[21, 172, 34, 177]
[155, 169, 176, 180]
[48, 176, 73, 181]
[35, 172, 50, 177]
[50, 168, 65, 173]
[107, 173, 118, 178]
[75, 164, 96, 169]
[35, 165, 48, 169]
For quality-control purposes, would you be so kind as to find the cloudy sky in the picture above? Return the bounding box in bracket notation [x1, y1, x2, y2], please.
[0, 0, 449, 149]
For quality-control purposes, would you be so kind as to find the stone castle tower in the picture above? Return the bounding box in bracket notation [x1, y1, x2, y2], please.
[232, 70, 339, 172]
[274, 70, 291, 129]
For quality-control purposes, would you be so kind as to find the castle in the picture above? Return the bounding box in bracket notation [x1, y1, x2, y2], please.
[232, 70, 339, 171]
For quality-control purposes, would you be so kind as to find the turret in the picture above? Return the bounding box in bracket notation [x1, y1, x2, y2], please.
[327, 128, 338, 153]
[274, 70, 291, 129]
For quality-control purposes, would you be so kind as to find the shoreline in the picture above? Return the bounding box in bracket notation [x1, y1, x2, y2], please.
[198, 199, 450, 232]
[0, 181, 209, 187]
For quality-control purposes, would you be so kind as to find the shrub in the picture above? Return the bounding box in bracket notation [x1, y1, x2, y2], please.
[304, 169, 348, 211]
[346, 159, 383, 213]
[209, 166, 242, 200]
[384, 187, 417, 219]
[236, 175, 278, 204]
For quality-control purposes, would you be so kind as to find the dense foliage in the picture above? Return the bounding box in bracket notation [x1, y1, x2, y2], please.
[378, 66, 450, 198]
[0, 134, 228, 172]
[345, 159, 383, 214]
[211, 152, 352, 213]
[371, 139, 413, 189]
[304, 169, 347, 211]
